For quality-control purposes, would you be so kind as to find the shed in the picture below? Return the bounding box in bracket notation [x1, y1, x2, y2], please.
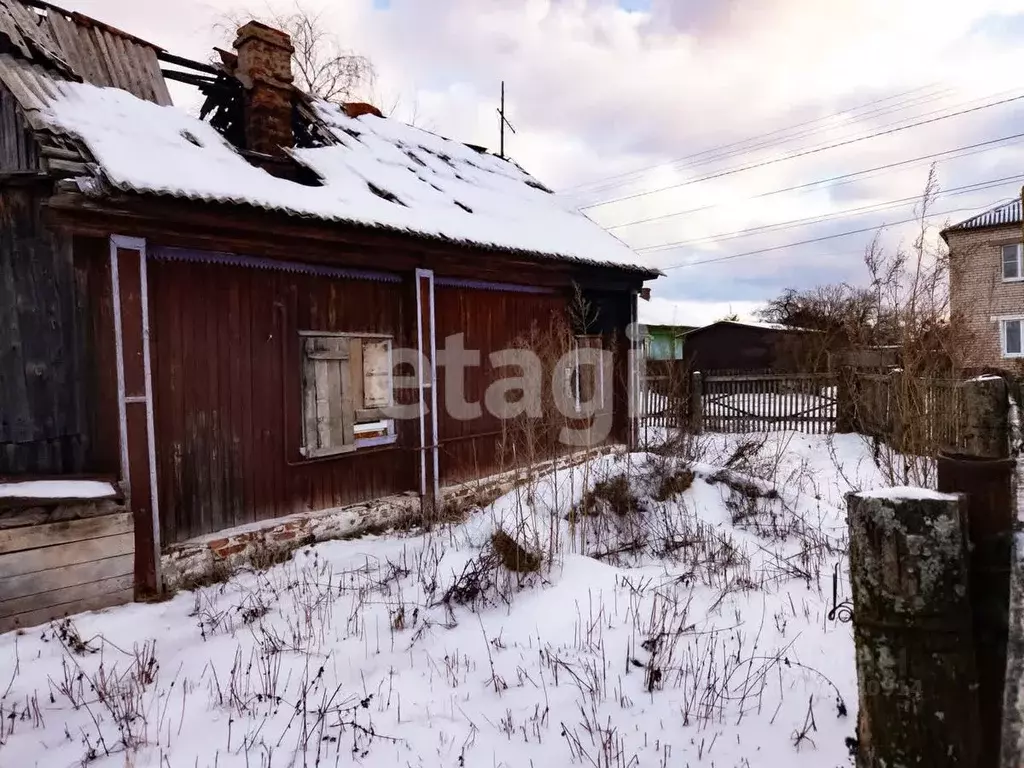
[681, 321, 822, 374]
[0, 0, 659, 623]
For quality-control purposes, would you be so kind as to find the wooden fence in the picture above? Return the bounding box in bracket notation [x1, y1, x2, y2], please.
[701, 373, 836, 435]
[847, 373, 966, 453]
[639, 365, 969, 448]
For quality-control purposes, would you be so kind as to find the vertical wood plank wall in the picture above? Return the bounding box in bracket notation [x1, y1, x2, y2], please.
[148, 255, 415, 545]
[0, 188, 91, 475]
[140, 251, 638, 545]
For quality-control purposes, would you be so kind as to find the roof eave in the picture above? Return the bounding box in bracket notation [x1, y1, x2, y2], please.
[53, 182, 661, 279]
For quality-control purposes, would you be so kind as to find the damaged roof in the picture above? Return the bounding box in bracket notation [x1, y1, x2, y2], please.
[0, 0, 652, 274]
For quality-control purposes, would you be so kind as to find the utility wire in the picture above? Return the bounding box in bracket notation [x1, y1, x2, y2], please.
[636, 173, 1024, 251]
[562, 82, 952, 195]
[602, 131, 1024, 231]
[579, 90, 1024, 210]
[652, 193, 1020, 271]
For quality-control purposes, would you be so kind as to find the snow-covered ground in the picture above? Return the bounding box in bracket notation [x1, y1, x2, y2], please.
[0, 432, 890, 768]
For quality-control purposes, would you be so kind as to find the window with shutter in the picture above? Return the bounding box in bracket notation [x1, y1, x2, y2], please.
[300, 333, 396, 457]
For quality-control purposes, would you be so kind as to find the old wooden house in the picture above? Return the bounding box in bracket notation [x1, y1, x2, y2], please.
[0, 0, 657, 628]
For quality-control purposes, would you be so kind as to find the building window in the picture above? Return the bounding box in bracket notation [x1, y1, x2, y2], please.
[1002, 319, 1024, 358]
[1003, 244, 1023, 281]
[299, 333, 395, 457]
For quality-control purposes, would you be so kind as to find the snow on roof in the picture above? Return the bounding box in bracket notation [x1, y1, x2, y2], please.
[41, 81, 654, 273]
[686, 320, 815, 334]
[946, 197, 1021, 233]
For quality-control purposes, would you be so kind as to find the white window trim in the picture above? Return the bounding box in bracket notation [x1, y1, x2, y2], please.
[1002, 243, 1024, 283]
[999, 316, 1024, 358]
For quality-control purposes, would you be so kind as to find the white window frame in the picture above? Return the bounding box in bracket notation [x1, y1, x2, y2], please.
[1002, 243, 1024, 282]
[1000, 317, 1024, 358]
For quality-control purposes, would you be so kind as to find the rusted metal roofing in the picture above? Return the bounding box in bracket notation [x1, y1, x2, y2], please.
[947, 198, 1022, 232]
[0, 0, 171, 105]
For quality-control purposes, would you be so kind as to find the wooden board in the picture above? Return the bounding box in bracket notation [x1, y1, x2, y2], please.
[0, 512, 132, 554]
[0, 553, 134, 601]
[0, 587, 135, 635]
[0, 507, 135, 635]
[0, 531, 132, 579]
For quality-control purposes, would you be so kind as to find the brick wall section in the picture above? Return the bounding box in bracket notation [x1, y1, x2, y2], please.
[948, 223, 1024, 370]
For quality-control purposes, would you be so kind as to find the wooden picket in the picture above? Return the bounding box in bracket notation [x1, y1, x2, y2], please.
[638, 367, 969, 447]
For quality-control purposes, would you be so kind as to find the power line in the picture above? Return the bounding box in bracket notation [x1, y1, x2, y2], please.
[654, 194, 1020, 271]
[602, 131, 1024, 231]
[579, 90, 1024, 211]
[562, 83, 953, 196]
[636, 173, 1024, 252]
[574, 85, 1016, 203]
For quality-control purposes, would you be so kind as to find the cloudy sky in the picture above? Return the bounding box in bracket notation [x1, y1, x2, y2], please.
[72, 0, 1024, 325]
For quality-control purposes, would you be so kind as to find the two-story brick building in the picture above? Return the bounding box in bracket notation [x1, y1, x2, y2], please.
[944, 198, 1024, 370]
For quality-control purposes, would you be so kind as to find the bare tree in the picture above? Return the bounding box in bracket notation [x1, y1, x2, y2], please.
[219, 2, 376, 103]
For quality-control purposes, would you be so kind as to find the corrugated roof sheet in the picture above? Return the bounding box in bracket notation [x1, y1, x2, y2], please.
[0, 0, 73, 76]
[947, 198, 1022, 232]
[0, 0, 171, 105]
[0, 52, 67, 127]
[39, 82, 654, 272]
[44, 8, 171, 105]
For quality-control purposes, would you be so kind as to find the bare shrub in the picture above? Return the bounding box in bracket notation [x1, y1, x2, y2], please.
[491, 529, 543, 573]
[576, 475, 644, 517]
[652, 466, 694, 501]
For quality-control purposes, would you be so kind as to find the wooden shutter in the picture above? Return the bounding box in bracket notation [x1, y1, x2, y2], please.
[362, 340, 391, 410]
[301, 336, 355, 456]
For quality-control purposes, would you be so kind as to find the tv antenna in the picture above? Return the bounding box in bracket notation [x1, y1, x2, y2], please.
[498, 81, 516, 158]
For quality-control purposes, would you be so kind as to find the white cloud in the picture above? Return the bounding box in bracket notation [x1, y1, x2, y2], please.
[68, 0, 1024, 308]
[638, 296, 763, 327]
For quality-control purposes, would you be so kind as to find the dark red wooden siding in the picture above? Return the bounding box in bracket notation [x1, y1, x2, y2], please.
[148, 256, 416, 544]
[433, 285, 571, 484]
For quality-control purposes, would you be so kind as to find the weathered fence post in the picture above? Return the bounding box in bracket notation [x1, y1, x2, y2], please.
[1001, 534, 1024, 768]
[848, 489, 980, 767]
[690, 371, 703, 434]
[836, 366, 857, 433]
[938, 375, 1012, 768]
[960, 376, 1010, 459]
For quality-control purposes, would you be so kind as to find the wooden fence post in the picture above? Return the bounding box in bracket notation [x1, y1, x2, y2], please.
[960, 376, 1009, 459]
[848, 489, 980, 767]
[836, 366, 857, 433]
[690, 371, 703, 434]
[938, 375, 1012, 768]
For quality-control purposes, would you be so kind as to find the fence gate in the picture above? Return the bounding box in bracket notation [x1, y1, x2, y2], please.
[701, 373, 837, 434]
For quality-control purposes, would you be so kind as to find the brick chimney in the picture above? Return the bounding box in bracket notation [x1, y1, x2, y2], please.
[233, 21, 294, 155]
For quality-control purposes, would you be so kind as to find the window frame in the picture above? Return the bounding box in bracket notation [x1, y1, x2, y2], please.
[298, 331, 398, 459]
[1002, 243, 1024, 282]
[1001, 317, 1024, 358]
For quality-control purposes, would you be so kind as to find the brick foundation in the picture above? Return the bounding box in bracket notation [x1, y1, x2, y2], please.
[161, 446, 620, 591]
